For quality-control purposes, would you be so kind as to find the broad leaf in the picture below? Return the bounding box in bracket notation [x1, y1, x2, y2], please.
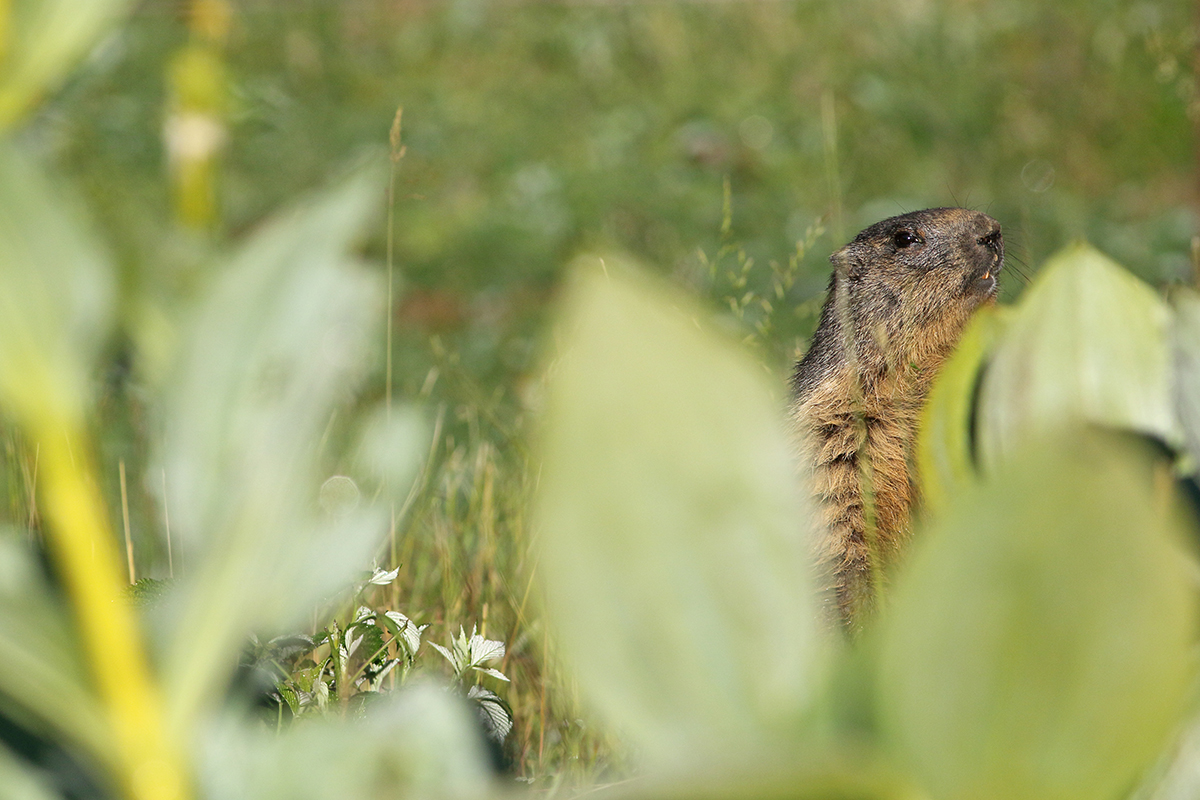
[879, 434, 1196, 800]
[0, 141, 113, 427]
[198, 686, 491, 800]
[0, 739, 57, 800]
[591, 758, 921, 800]
[977, 243, 1178, 469]
[158, 165, 423, 735]
[0, 534, 112, 770]
[916, 306, 1006, 519]
[0, 0, 135, 129]
[534, 259, 822, 768]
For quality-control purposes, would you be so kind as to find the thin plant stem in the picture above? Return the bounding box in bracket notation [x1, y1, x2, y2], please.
[119, 459, 134, 585]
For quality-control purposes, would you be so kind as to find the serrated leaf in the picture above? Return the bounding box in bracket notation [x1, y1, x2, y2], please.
[977, 243, 1178, 470]
[384, 612, 424, 658]
[473, 667, 509, 683]
[367, 567, 400, 586]
[467, 685, 513, 743]
[428, 642, 459, 674]
[277, 685, 299, 717]
[466, 634, 504, 666]
[534, 258, 823, 767]
[879, 434, 1196, 800]
[917, 306, 1006, 519]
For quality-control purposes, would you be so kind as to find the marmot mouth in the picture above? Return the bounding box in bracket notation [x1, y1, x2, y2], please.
[970, 262, 1001, 295]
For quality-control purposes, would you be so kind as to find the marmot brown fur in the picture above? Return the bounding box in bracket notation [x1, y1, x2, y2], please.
[789, 207, 1003, 628]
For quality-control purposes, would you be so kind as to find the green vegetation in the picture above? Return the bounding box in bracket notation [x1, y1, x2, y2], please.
[0, 1, 1196, 799]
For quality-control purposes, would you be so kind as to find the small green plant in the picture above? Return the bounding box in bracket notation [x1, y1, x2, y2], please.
[430, 626, 514, 744]
[250, 567, 429, 719]
[249, 566, 515, 745]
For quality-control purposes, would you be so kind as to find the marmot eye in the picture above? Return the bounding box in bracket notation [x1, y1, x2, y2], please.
[892, 230, 921, 249]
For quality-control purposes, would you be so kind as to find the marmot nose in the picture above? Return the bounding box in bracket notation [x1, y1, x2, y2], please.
[977, 228, 1003, 256]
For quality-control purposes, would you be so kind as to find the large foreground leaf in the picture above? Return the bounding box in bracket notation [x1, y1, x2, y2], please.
[879, 435, 1196, 800]
[198, 686, 490, 800]
[0, 0, 135, 129]
[534, 259, 822, 768]
[977, 243, 1177, 469]
[158, 165, 421, 736]
[0, 739, 57, 800]
[0, 535, 112, 770]
[0, 141, 113, 427]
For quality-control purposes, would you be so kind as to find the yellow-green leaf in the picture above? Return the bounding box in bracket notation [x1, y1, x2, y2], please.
[880, 434, 1196, 800]
[916, 306, 1006, 519]
[977, 243, 1178, 470]
[0, 141, 113, 428]
[0, 0, 135, 129]
[533, 258, 823, 768]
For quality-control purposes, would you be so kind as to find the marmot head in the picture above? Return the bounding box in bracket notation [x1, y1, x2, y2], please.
[830, 207, 1003, 368]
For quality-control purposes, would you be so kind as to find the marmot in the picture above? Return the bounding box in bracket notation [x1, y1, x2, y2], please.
[789, 207, 1003, 628]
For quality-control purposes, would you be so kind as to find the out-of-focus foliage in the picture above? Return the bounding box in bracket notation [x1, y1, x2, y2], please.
[198, 685, 491, 800]
[0, 142, 113, 426]
[881, 436, 1195, 800]
[0, 535, 111, 768]
[531, 255, 1200, 800]
[0, 0, 133, 129]
[155, 165, 410, 737]
[1172, 290, 1200, 475]
[534, 261, 821, 770]
[977, 243, 1179, 468]
[0, 2, 492, 797]
[42, 0, 1197, 398]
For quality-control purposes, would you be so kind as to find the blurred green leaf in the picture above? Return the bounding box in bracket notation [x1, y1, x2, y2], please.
[1132, 711, 1200, 800]
[1171, 290, 1200, 476]
[977, 243, 1178, 470]
[0, 0, 134, 128]
[197, 685, 491, 800]
[591, 758, 925, 800]
[157, 164, 418, 736]
[916, 306, 1006, 520]
[533, 258, 823, 768]
[0, 534, 113, 771]
[0, 140, 113, 427]
[879, 434, 1196, 800]
[0, 739, 57, 800]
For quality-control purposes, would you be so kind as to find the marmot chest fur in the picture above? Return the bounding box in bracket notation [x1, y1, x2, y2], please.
[789, 207, 1004, 627]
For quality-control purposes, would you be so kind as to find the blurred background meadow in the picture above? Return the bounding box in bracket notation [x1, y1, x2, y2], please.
[0, 0, 1198, 798]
